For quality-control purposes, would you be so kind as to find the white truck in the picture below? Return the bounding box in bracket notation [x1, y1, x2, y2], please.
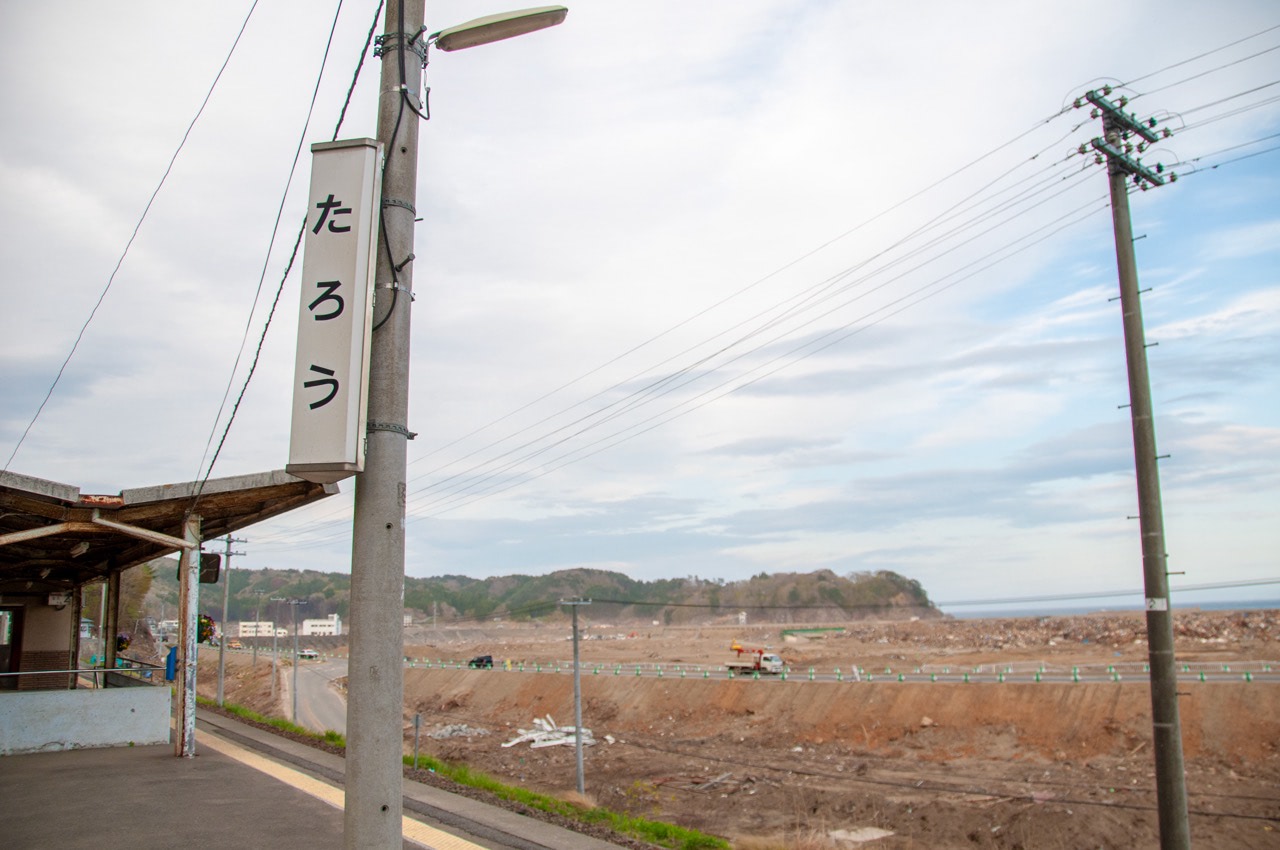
[725, 643, 785, 676]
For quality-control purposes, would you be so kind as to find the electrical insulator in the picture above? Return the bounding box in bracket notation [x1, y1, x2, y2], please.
[1103, 84, 1112, 95]
[1091, 108, 1100, 119]
[1073, 97, 1083, 109]
[1094, 154, 1104, 165]
[1162, 128, 1172, 138]
[1077, 143, 1087, 155]
[1170, 173, 1178, 182]
[1118, 95, 1128, 107]
[1137, 142, 1146, 153]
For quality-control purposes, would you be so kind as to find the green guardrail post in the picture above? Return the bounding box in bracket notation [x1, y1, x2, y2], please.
[898, 673, 904, 682]
[997, 672, 1004, 683]
[836, 668, 843, 682]
[1199, 671, 1206, 682]
[1034, 671, 1041, 683]
[930, 673, 936, 682]
[1072, 669, 1080, 683]
[963, 673, 970, 683]
[1244, 672, 1253, 683]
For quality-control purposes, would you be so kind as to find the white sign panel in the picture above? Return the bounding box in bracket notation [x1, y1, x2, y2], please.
[286, 138, 383, 484]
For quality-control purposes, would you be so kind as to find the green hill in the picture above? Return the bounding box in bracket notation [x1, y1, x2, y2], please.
[144, 561, 937, 627]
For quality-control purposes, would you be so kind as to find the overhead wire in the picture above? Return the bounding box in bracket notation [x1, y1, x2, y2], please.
[258, 39, 1277, 549]
[189, 0, 384, 515]
[1119, 22, 1280, 89]
[191, 0, 348, 503]
[404, 146, 1093, 509]
[413, 195, 1110, 518]
[261, 98, 1094, 540]
[2, 0, 262, 475]
[401, 74, 1280, 517]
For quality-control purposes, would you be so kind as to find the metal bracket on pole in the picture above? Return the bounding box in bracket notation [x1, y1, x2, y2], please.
[367, 420, 417, 439]
[382, 198, 417, 215]
[376, 282, 416, 301]
[373, 32, 428, 66]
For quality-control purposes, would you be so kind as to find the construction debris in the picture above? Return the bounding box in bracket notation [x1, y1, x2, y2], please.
[502, 715, 596, 749]
[428, 724, 489, 739]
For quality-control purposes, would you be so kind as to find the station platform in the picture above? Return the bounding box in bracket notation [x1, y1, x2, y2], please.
[0, 707, 627, 850]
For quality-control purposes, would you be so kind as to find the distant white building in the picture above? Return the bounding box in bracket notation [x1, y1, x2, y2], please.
[238, 621, 275, 637]
[301, 613, 341, 636]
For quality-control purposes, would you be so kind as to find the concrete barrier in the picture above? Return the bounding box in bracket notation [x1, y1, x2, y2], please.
[0, 687, 170, 755]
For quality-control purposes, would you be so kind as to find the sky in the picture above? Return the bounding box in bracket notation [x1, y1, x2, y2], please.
[1, 1, 1277, 613]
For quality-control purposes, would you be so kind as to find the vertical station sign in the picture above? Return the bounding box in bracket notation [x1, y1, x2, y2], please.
[286, 138, 383, 484]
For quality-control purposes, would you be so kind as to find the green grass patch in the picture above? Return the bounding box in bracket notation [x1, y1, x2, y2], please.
[196, 696, 341, 743]
[404, 753, 728, 850]
[200, 697, 724, 850]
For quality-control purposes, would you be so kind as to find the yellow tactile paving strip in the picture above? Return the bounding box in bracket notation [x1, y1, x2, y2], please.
[197, 727, 486, 850]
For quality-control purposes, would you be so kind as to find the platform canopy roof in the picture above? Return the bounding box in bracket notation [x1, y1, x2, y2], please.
[0, 470, 337, 595]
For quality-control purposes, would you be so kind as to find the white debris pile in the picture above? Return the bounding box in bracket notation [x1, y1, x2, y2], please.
[502, 715, 597, 749]
[429, 724, 489, 739]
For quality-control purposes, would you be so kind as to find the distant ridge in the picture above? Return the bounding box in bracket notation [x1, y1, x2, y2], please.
[147, 562, 938, 626]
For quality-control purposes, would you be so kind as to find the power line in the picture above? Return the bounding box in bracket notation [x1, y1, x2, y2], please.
[2, 0, 262, 474]
[268, 68, 1280, 542]
[1120, 22, 1280, 89]
[192, 0, 349, 503]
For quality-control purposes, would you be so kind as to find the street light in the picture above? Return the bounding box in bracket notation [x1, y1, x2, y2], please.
[344, 4, 567, 848]
[431, 6, 568, 52]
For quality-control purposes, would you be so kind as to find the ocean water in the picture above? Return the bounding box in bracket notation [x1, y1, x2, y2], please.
[944, 598, 1280, 620]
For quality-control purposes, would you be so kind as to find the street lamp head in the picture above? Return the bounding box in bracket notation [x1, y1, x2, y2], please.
[431, 5, 567, 52]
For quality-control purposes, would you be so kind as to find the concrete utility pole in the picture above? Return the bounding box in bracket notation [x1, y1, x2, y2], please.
[1081, 87, 1189, 850]
[289, 599, 305, 723]
[216, 534, 246, 706]
[271, 601, 280, 701]
[175, 514, 202, 758]
[252, 590, 265, 669]
[561, 598, 591, 794]
[343, 4, 566, 847]
[344, 1, 424, 845]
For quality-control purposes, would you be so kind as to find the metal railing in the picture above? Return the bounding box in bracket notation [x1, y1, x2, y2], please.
[0, 656, 165, 690]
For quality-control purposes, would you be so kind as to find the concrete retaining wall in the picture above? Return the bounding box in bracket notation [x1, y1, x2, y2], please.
[0, 687, 170, 755]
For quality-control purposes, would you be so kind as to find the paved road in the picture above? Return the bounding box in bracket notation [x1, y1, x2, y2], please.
[294, 657, 348, 734]
[406, 656, 1280, 685]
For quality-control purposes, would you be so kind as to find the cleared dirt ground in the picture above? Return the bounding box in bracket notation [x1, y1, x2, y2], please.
[208, 611, 1280, 848]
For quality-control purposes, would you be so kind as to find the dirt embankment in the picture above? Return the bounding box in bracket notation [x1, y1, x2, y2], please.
[205, 612, 1280, 848]
[405, 668, 1280, 765]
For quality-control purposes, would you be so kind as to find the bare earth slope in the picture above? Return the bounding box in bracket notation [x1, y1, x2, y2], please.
[205, 611, 1280, 848]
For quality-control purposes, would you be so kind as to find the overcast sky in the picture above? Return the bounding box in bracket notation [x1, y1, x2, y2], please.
[2, 1, 1277, 612]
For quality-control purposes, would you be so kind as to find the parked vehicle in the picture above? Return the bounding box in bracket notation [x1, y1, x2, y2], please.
[227, 639, 243, 650]
[297, 648, 319, 661]
[725, 642, 785, 675]
[468, 654, 494, 669]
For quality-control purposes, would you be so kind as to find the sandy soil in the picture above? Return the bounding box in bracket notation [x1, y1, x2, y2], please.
[205, 611, 1280, 849]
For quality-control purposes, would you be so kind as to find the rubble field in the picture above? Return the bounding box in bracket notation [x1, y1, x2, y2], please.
[212, 609, 1280, 848]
